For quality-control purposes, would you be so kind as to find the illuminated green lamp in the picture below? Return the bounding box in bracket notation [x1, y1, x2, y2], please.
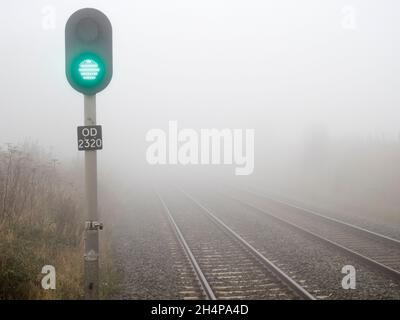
[71, 52, 106, 89]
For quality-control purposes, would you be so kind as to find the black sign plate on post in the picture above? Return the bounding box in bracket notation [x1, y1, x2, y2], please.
[77, 125, 103, 151]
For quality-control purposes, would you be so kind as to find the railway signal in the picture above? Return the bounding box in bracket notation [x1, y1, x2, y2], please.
[65, 8, 112, 300]
[65, 8, 112, 95]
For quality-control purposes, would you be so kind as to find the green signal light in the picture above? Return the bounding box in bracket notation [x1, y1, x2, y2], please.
[71, 52, 106, 89]
[79, 59, 100, 80]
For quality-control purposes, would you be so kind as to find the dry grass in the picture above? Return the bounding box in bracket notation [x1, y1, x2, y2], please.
[0, 142, 118, 299]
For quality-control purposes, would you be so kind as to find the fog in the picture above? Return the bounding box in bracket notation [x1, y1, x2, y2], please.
[1, 1, 400, 218]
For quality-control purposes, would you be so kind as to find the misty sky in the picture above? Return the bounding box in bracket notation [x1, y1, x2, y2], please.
[1, 1, 400, 177]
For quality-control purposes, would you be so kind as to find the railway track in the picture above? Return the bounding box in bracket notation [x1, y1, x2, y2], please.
[223, 187, 400, 282]
[156, 189, 315, 300]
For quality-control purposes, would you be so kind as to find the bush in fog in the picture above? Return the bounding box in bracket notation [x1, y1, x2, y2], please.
[0, 142, 84, 299]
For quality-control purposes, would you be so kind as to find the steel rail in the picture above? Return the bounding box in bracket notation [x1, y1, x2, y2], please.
[242, 187, 400, 247]
[156, 191, 217, 300]
[222, 192, 400, 281]
[178, 188, 316, 300]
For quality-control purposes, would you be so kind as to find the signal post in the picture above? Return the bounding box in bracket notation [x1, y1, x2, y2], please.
[65, 8, 113, 300]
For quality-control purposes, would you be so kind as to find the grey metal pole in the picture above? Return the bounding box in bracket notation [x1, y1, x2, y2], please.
[83, 94, 100, 299]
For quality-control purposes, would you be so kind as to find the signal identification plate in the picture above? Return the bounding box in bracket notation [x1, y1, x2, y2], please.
[77, 125, 103, 151]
